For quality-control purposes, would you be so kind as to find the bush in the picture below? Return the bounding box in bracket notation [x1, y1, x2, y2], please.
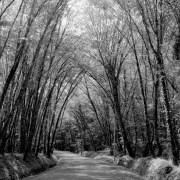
[116, 155, 135, 168]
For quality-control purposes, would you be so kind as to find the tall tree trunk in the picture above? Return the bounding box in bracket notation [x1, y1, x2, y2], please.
[154, 68, 163, 156]
[158, 54, 179, 165]
[112, 79, 134, 157]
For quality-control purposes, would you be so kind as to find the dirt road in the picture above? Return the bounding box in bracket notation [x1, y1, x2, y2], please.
[24, 151, 143, 180]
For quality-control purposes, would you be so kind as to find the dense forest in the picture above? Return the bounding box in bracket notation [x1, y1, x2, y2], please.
[1, 0, 180, 166]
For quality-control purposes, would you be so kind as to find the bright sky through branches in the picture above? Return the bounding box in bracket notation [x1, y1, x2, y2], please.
[67, 0, 88, 35]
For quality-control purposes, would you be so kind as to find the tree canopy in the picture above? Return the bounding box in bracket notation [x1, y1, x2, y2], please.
[1, 0, 180, 165]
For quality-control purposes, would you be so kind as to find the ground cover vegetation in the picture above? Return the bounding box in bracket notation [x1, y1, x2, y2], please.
[0, 153, 57, 180]
[1, 0, 180, 175]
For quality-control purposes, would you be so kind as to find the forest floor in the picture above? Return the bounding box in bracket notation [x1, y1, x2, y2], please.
[0, 152, 57, 180]
[23, 151, 143, 180]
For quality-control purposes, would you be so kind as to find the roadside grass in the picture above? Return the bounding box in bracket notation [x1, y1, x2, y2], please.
[0, 153, 57, 180]
[80, 150, 180, 180]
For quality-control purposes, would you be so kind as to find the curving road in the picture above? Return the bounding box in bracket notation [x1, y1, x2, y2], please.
[24, 151, 143, 180]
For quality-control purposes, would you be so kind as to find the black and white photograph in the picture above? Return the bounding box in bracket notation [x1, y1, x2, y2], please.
[0, 0, 180, 179]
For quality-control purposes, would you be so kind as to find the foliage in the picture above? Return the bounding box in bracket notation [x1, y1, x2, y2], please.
[0, 0, 82, 159]
[1, 0, 180, 166]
